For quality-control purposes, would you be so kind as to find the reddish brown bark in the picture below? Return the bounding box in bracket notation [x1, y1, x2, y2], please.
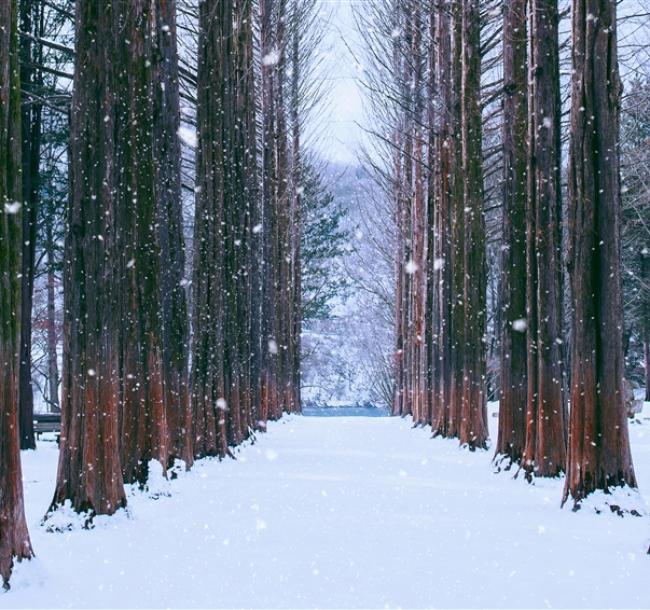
[495, 0, 528, 467]
[260, 0, 281, 424]
[458, 0, 487, 450]
[152, 0, 193, 469]
[117, 0, 171, 485]
[410, 4, 428, 427]
[520, 0, 567, 479]
[563, 0, 636, 506]
[434, 0, 464, 440]
[50, 0, 131, 516]
[17, 0, 42, 450]
[392, 1, 430, 423]
[0, 0, 34, 588]
[431, 0, 456, 439]
[191, 0, 258, 457]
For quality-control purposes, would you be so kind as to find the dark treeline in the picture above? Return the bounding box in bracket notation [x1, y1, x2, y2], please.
[360, 0, 646, 506]
[0, 0, 314, 589]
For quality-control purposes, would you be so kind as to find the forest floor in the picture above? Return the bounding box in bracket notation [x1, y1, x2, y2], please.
[7, 402, 650, 608]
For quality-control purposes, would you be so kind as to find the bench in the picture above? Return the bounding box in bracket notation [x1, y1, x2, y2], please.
[33, 414, 61, 443]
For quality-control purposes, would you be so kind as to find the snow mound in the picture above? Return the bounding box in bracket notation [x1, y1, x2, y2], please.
[42, 500, 130, 532]
[143, 459, 171, 500]
[573, 485, 647, 517]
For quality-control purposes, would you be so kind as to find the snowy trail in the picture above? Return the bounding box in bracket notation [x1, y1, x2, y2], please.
[7, 412, 650, 609]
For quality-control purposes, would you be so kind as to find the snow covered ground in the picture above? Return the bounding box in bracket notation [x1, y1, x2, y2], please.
[6, 404, 650, 608]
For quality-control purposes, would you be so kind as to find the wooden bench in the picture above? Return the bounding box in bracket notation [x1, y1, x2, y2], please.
[33, 414, 61, 443]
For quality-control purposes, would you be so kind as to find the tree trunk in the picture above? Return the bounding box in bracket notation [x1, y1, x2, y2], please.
[289, 13, 302, 414]
[151, 0, 193, 469]
[521, 0, 566, 479]
[495, 0, 527, 467]
[563, 0, 636, 506]
[116, 0, 175, 486]
[260, 0, 280, 424]
[18, 0, 43, 451]
[50, 0, 127, 516]
[191, 0, 258, 457]
[459, 0, 487, 450]
[45, 218, 59, 413]
[431, 0, 454, 439]
[410, 3, 428, 426]
[0, 0, 35, 588]
[641, 250, 650, 402]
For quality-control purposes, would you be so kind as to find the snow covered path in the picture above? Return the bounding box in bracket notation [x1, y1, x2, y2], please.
[7, 412, 650, 608]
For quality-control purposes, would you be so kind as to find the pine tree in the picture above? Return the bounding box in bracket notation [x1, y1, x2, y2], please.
[300, 164, 350, 322]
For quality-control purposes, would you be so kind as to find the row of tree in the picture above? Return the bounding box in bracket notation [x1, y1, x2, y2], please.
[367, 0, 642, 504]
[1, 0, 313, 589]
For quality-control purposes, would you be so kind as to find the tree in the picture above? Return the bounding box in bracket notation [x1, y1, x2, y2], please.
[191, 0, 258, 457]
[300, 163, 350, 322]
[259, 0, 281, 424]
[563, 0, 637, 506]
[49, 0, 127, 516]
[495, 0, 527, 468]
[521, 0, 566, 479]
[152, 0, 193, 469]
[116, 0, 183, 486]
[0, 0, 34, 588]
[458, 0, 487, 450]
[17, 0, 44, 450]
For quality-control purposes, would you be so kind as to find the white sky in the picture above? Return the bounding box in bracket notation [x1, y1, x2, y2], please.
[311, 0, 366, 165]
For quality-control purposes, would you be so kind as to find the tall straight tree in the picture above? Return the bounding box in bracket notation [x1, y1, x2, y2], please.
[17, 0, 43, 450]
[116, 0, 192, 485]
[431, 0, 455, 438]
[408, 0, 428, 426]
[495, 0, 527, 467]
[259, 0, 281, 424]
[563, 0, 636, 505]
[521, 0, 566, 479]
[258, 0, 302, 419]
[191, 0, 258, 457]
[446, 0, 466, 440]
[50, 0, 127, 515]
[152, 0, 193, 468]
[458, 0, 487, 449]
[288, 0, 302, 417]
[274, 0, 297, 416]
[0, 0, 34, 588]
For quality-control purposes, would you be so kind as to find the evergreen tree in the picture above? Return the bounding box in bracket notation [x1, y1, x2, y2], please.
[301, 163, 351, 322]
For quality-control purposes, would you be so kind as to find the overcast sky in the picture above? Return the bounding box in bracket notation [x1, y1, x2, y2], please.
[311, 0, 366, 165]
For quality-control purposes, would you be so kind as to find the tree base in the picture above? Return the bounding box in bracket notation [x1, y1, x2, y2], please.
[563, 486, 645, 517]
